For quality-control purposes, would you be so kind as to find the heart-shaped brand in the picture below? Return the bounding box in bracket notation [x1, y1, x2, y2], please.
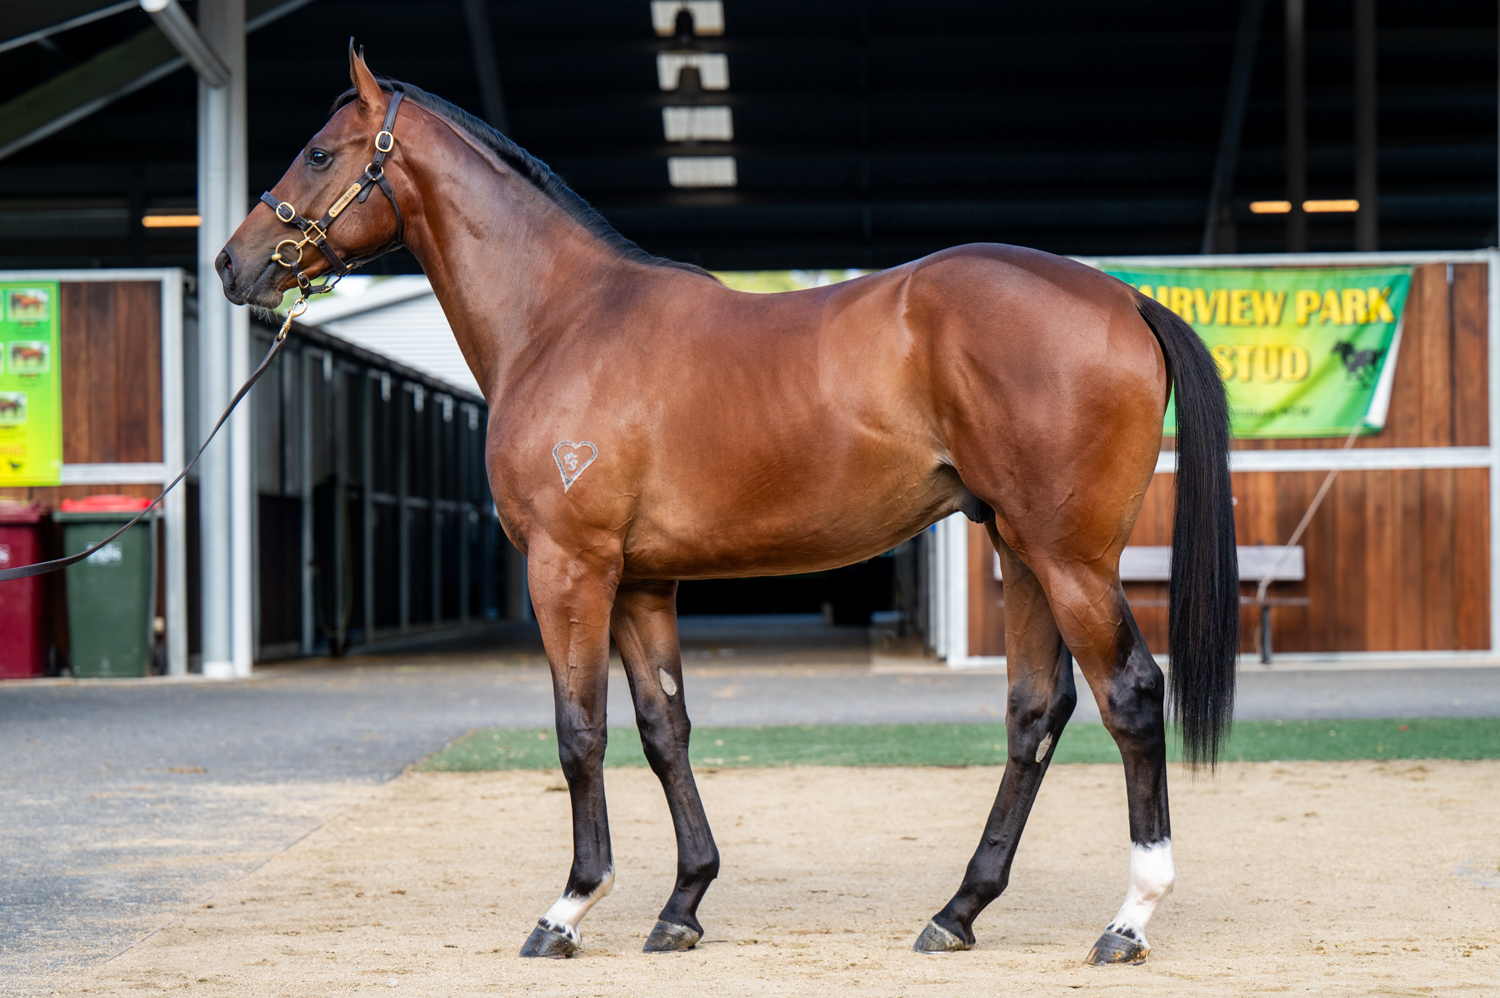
[552, 440, 598, 492]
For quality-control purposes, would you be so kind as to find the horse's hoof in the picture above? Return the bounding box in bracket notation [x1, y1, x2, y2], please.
[643, 919, 701, 953]
[1085, 930, 1148, 965]
[519, 922, 578, 959]
[913, 919, 971, 953]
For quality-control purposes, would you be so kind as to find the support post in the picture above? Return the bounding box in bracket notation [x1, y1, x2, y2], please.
[1201, 0, 1264, 254]
[1284, 0, 1307, 253]
[1488, 251, 1500, 653]
[218, 0, 253, 676]
[1352, 0, 1378, 251]
[935, 513, 968, 665]
[362, 372, 375, 643]
[299, 347, 314, 654]
[398, 384, 410, 632]
[458, 0, 510, 134]
[194, 0, 234, 679]
[159, 270, 187, 675]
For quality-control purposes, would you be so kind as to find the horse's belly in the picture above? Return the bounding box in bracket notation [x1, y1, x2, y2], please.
[620, 460, 964, 581]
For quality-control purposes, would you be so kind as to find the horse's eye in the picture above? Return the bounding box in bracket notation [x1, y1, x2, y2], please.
[308, 149, 331, 168]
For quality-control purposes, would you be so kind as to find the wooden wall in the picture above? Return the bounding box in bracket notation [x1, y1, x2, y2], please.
[0, 281, 166, 662]
[970, 262, 1490, 658]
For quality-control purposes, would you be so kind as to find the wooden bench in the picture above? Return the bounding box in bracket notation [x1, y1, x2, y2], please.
[993, 545, 1309, 664]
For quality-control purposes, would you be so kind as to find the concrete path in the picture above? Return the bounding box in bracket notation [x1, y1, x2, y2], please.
[2, 615, 1496, 994]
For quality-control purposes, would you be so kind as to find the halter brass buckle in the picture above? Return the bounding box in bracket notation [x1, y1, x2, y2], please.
[270, 217, 330, 268]
[272, 238, 302, 267]
[275, 201, 297, 223]
[375, 130, 395, 153]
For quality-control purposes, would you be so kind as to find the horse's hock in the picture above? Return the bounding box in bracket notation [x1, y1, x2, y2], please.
[64, 762, 1500, 996]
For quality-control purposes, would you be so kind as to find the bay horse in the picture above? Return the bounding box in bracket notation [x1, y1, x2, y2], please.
[218, 48, 1238, 966]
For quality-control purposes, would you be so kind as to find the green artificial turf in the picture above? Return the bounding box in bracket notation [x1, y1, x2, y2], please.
[417, 717, 1500, 772]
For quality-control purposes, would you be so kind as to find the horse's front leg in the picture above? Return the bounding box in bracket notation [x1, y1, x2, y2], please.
[610, 580, 719, 952]
[519, 540, 621, 959]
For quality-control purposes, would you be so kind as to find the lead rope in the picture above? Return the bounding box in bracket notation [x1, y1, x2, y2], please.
[1248, 418, 1363, 661]
[0, 298, 310, 583]
[1253, 419, 1364, 605]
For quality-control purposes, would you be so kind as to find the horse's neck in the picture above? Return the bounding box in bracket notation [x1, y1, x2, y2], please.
[401, 150, 631, 402]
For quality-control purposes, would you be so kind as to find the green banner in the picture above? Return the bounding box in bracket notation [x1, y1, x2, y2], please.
[1103, 266, 1413, 438]
[0, 281, 63, 485]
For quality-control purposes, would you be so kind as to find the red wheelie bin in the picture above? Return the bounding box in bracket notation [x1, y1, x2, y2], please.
[0, 499, 50, 678]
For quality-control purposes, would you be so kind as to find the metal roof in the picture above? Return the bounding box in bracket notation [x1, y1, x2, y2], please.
[291, 277, 484, 398]
[1, 0, 1495, 272]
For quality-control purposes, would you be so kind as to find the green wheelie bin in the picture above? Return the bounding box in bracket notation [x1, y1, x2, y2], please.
[55, 495, 157, 678]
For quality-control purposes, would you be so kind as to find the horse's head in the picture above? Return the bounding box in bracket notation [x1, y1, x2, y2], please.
[218, 43, 407, 309]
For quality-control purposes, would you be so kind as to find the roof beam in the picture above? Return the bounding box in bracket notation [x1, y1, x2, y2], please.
[459, 0, 511, 134]
[141, 0, 229, 86]
[0, 1, 137, 56]
[1200, 0, 1264, 253]
[0, 0, 317, 163]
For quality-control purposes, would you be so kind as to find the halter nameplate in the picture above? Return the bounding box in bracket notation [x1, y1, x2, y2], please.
[327, 181, 363, 219]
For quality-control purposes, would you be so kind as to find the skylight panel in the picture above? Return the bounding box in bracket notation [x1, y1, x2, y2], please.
[651, 1, 725, 36]
[662, 105, 733, 141]
[667, 156, 737, 187]
[657, 52, 729, 90]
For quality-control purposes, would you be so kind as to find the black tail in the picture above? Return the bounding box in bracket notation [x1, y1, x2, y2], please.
[1134, 293, 1239, 766]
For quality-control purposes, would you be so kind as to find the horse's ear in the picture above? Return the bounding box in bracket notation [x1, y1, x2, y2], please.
[348, 37, 382, 112]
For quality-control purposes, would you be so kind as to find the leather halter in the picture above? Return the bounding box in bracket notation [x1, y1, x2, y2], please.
[259, 89, 406, 296]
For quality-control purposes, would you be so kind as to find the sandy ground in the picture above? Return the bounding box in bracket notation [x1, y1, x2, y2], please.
[60, 761, 1500, 997]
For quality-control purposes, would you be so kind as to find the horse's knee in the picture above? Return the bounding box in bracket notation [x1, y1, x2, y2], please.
[557, 723, 607, 778]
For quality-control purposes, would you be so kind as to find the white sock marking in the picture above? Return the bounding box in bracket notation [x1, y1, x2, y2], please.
[1104, 840, 1174, 949]
[538, 868, 614, 942]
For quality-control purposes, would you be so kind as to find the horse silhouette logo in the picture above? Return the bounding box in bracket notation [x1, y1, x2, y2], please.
[1331, 340, 1384, 385]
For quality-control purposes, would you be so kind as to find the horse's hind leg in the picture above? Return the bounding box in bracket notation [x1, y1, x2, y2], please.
[610, 580, 720, 952]
[1039, 559, 1173, 965]
[915, 528, 1078, 952]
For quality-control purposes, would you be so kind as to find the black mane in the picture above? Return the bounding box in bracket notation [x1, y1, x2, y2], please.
[333, 80, 714, 279]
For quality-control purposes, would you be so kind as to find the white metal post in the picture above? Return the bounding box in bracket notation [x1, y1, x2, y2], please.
[1488, 250, 1500, 652]
[196, 38, 232, 679]
[223, 0, 252, 677]
[193, 0, 248, 678]
[937, 513, 968, 664]
[927, 521, 945, 658]
[159, 271, 187, 676]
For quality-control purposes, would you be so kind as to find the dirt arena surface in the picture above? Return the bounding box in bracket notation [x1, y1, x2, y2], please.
[62, 761, 1499, 997]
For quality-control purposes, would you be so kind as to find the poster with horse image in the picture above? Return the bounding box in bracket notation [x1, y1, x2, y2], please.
[0, 281, 62, 485]
[6, 287, 49, 323]
[9, 341, 49, 374]
[1102, 265, 1413, 438]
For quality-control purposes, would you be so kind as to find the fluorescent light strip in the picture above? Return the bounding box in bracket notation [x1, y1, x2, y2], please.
[142, 215, 201, 228]
[1249, 199, 1361, 214]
